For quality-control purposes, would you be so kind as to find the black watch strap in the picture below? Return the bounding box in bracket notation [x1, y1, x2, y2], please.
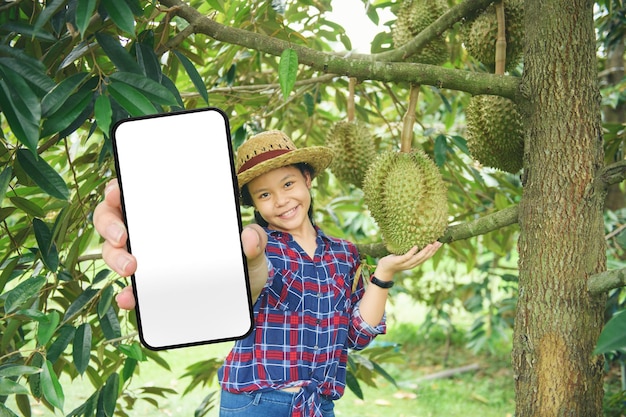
[370, 275, 394, 289]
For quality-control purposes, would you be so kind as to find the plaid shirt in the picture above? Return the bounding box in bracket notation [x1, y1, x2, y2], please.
[218, 226, 386, 416]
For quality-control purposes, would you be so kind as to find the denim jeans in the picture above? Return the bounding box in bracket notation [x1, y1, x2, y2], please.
[219, 389, 335, 417]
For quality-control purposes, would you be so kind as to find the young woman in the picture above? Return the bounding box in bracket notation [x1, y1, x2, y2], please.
[94, 130, 442, 417]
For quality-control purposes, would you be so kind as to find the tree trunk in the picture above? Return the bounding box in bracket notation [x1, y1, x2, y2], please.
[603, 40, 626, 211]
[513, 1, 608, 416]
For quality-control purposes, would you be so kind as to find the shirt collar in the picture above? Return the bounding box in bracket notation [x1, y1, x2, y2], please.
[264, 225, 332, 244]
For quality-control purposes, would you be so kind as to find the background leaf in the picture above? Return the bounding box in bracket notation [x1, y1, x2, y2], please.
[102, 373, 119, 417]
[278, 48, 298, 100]
[0, 166, 12, 203]
[173, 50, 208, 104]
[3, 276, 46, 315]
[16, 150, 70, 200]
[108, 81, 158, 116]
[0, 77, 40, 154]
[101, 0, 136, 36]
[73, 323, 92, 375]
[37, 310, 60, 346]
[594, 311, 626, 354]
[75, 0, 97, 38]
[33, 218, 59, 272]
[41, 360, 64, 411]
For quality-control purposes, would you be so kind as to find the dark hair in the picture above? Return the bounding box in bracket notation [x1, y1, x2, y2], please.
[240, 163, 315, 228]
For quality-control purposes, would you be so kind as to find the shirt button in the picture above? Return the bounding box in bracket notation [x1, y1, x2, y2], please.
[314, 345, 319, 350]
[316, 292, 322, 298]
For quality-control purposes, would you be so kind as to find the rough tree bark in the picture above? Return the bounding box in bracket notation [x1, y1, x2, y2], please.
[513, 0, 608, 416]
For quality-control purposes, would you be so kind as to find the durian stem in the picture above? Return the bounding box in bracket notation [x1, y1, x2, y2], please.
[401, 84, 420, 153]
[495, 1, 507, 75]
[347, 77, 356, 122]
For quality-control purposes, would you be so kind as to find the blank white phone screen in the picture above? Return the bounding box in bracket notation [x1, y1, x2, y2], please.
[112, 108, 253, 350]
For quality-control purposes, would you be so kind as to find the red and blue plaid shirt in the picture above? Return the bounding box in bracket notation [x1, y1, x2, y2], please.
[218, 226, 386, 416]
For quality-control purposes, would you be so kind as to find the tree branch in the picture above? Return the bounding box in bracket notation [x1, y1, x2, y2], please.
[157, 0, 519, 99]
[588, 268, 626, 295]
[598, 160, 626, 190]
[372, 0, 494, 62]
[357, 205, 519, 258]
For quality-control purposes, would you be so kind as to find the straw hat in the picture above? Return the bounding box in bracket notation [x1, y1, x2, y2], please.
[236, 130, 333, 189]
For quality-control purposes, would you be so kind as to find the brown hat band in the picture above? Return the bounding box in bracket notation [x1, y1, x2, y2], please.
[237, 149, 292, 175]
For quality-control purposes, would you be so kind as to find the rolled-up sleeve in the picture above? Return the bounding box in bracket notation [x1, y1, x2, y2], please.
[348, 303, 386, 350]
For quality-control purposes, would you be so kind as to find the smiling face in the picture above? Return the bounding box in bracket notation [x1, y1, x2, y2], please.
[247, 165, 313, 234]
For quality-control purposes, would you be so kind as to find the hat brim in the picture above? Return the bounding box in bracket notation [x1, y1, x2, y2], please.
[237, 146, 333, 189]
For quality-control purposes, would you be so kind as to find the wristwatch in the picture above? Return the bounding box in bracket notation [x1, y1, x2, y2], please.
[370, 275, 394, 289]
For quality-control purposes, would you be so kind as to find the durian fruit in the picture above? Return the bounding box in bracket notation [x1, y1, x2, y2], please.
[363, 150, 448, 254]
[465, 95, 524, 173]
[464, 0, 524, 72]
[392, 0, 449, 66]
[326, 121, 377, 188]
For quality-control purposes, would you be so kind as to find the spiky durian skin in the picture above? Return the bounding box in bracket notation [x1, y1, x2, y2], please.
[465, 95, 524, 174]
[363, 150, 448, 255]
[464, 0, 524, 72]
[327, 121, 377, 188]
[392, 0, 449, 65]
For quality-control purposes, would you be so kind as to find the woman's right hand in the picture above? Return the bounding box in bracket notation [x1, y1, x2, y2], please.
[93, 180, 137, 310]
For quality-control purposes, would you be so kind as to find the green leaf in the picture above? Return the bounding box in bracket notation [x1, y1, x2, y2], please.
[15, 394, 31, 417]
[9, 197, 45, 218]
[16, 149, 70, 200]
[33, 218, 59, 272]
[75, 0, 97, 38]
[97, 285, 114, 318]
[0, 404, 19, 417]
[0, 365, 42, 378]
[33, 0, 66, 35]
[99, 306, 122, 341]
[173, 50, 208, 104]
[136, 42, 162, 82]
[46, 325, 76, 364]
[0, 57, 55, 94]
[62, 288, 99, 323]
[0, 166, 12, 203]
[0, 258, 19, 295]
[108, 81, 158, 116]
[28, 352, 43, 399]
[206, 0, 226, 13]
[41, 360, 64, 411]
[73, 323, 92, 375]
[278, 48, 298, 100]
[0, 77, 40, 154]
[95, 94, 113, 137]
[594, 311, 626, 354]
[3, 276, 46, 314]
[345, 370, 363, 400]
[41, 72, 90, 117]
[41, 83, 95, 137]
[0, 22, 57, 43]
[102, 373, 119, 417]
[109, 72, 178, 105]
[101, 0, 136, 36]
[95, 32, 142, 74]
[0, 377, 29, 395]
[118, 342, 146, 361]
[434, 134, 447, 167]
[121, 358, 137, 382]
[37, 310, 60, 346]
[13, 308, 47, 322]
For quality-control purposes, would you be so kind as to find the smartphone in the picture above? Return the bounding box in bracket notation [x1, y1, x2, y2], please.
[111, 108, 253, 350]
